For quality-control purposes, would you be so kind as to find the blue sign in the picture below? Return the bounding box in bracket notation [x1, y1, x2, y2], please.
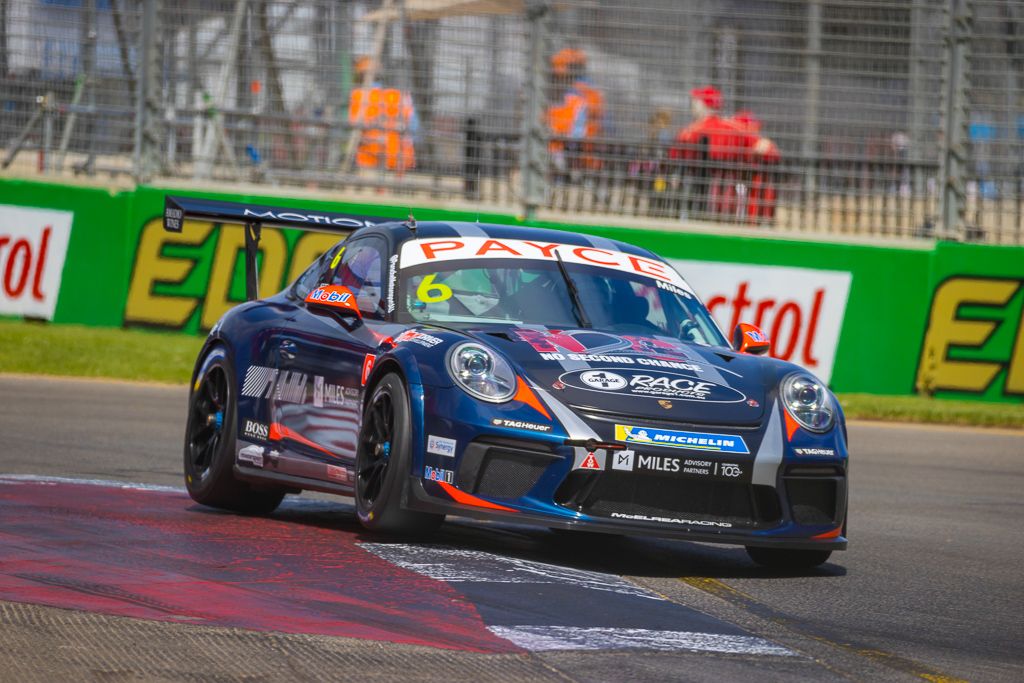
[614, 424, 749, 454]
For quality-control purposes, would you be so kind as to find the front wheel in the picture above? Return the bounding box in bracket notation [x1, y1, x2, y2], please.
[355, 372, 443, 534]
[184, 345, 284, 515]
[745, 546, 832, 569]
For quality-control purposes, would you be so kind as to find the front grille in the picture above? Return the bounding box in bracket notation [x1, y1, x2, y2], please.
[456, 438, 558, 500]
[785, 478, 838, 525]
[573, 474, 781, 528]
[476, 452, 549, 498]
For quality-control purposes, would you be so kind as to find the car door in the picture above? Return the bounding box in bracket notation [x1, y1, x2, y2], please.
[271, 236, 391, 482]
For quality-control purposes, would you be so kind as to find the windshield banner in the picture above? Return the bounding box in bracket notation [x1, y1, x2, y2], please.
[400, 237, 692, 290]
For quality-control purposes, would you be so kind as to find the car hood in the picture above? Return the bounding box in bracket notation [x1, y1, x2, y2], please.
[460, 327, 770, 426]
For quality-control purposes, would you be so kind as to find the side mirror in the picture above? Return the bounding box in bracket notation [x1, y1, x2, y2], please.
[733, 322, 770, 355]
[305, 285, 362, 318]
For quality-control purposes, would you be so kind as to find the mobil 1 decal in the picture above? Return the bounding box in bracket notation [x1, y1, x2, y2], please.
[559, 367, 746, 403]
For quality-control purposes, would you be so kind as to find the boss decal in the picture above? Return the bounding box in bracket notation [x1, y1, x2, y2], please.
[242, 419, 269, 441]
[560, 368, 745, 403]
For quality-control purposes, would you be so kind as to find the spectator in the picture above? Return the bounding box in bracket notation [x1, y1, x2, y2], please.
[546, 48, 606, 180]
[670, 86, 753, 218]
[348, 56, 419, 173]
[731, 110, 781, 223]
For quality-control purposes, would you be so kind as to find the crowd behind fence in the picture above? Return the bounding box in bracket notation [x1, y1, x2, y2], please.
[1, 0, 1022, 245]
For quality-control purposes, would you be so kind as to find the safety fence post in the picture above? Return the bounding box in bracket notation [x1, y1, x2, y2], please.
[938, 0, 972, 241]
[519, 1, 550, 222]
[133, 0, 162, 183]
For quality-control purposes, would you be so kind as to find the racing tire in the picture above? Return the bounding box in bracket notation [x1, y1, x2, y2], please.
[745, 546, 832, 569]
[184, 345, 285, 515]
[355, 372, 443, 534]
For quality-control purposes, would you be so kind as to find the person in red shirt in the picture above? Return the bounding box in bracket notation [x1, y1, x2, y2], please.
[731, 110, 781, 223]
[670, 86, 753, 218]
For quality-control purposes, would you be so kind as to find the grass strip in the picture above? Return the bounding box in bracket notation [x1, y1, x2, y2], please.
[836, 393, 1023, 429]
[0, 320, 203, 385]
[1, 320, 1021, 428]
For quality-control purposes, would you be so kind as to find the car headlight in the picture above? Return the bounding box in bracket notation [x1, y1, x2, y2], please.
[781, 373, 834, 433]
[447, 342, 517, 402]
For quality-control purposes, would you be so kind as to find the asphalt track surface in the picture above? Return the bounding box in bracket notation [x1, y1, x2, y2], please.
[1, 375, 1021, 682]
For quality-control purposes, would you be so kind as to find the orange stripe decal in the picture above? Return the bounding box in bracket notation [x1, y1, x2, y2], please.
[514, 377, 552, 420]
[783, 410, 800, 441]
[269, 423, 340, 459]
[812, 526, 843, 540]
[438, 481, 516, 512]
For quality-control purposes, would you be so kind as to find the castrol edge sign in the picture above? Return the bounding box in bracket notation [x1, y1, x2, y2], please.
[0, 205, 73, 320]
[669, 259, 852, 383]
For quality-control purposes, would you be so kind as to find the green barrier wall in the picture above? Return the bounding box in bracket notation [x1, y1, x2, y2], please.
[1, 178, 1020, 402]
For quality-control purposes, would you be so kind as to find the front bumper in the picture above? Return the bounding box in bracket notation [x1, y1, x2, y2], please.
[414, 386, 848, 551]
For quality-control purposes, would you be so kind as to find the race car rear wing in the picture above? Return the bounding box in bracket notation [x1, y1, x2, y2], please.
[163, 195, 389, 301]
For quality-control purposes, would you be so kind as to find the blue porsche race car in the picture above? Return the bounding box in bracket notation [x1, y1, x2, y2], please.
[170, 195, 848, 569]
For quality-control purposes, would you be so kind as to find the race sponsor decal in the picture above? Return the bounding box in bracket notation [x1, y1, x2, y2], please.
[423, 465, 455, 484]
[573, 450, 604, 471]
[624, 454, 745, 479]
[236, 444, 265, 468]
[670, 260, 851, 382]
[793, 447, 837, 457]
[275, 371, 308, 403]
[313, 376, 347, 408]
[611, 449, 635, 471]
[361, 354, 376, 386]
[241, 366, 307, 403]
[400, 237, 692, 290]
[395, 329, 443, 348]
[579, 370, 627, 390]
[609, 512, 733, 528]
[386, 254, 398, 313]
[326, 464, 351, 483]
[614, 424, 750, 454]
[491, 418, 553, 433]
[242, 419, 269, 441]
[513, 329, 705, 372]
[0, 205, 74, 320]
[241, 366, 279, 399]
[560, 368, 745, 403]
[426, 435, 457, 457]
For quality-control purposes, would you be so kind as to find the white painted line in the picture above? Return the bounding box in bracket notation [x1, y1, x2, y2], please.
[0, 474, 185, 493]
[487, 625, 795, 656]
[358, 543, 660, 600]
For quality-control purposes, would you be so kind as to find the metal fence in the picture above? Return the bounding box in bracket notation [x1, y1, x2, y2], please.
[2, 0, 1022, 244]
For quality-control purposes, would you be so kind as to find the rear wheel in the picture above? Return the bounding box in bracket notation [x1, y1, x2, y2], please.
[355, 372, 443, 534]
[745, 546, 832, 569]
[184, 346, 284, 514]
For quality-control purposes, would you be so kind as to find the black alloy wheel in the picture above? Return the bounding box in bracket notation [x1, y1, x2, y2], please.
[355, 372, 443, 534]
[183, 345, 284, 515]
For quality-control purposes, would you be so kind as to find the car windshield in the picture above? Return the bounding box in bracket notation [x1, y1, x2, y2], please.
[398, 259, 728, 347]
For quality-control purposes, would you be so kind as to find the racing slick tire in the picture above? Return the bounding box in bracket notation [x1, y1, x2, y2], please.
[745, 546, 832, 569]
[356, 372, 444, 534]
[184, 345, 285, 515]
